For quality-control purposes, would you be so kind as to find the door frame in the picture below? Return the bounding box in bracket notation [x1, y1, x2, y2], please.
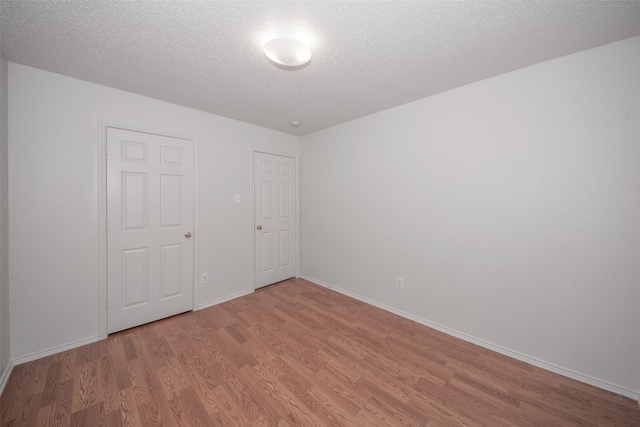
[252, 147, 300, 290]
[98, 120, 200, 339]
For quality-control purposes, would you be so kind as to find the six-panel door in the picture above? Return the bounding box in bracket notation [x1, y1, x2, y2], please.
[254, 152, 297, 288]
[107, 128, 194, 333]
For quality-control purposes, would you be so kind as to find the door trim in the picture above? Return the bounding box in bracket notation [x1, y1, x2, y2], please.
[251, 147, 300, 291]
[98, 120, 199, 339]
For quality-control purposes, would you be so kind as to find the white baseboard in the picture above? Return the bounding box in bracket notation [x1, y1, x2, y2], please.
[0, 358, 14, 396]
[198, 289, 254, 310]
[2, 336, 100, 397]
[1, 288, 251, 397]
[300, 274, 640, 402]
[12, 335, 101, 367]
[2, 288, 252, 394]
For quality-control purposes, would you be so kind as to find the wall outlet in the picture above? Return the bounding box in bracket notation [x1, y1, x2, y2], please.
[201, 273, 209, 284]
[396, 277, 404, 289]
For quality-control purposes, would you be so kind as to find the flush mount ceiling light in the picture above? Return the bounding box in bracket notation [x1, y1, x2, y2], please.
[263, 37, 311, 67]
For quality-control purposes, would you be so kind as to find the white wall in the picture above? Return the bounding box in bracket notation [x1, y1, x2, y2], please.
[0, 51, 10, 384]
[300, 36, 640, 396]
[6, 35, 639, 400]
[8, 63, 299, 361]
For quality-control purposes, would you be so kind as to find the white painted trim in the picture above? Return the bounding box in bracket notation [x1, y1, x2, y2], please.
[192, 138, 200, 311]
[295, 154, 301, 279]
[98, 120, 199, 336]
[0, 359, 14, 396]
[251, 147, 300, 290]
[12, 335, 100, 367]
[300, 274, 640, 401]
[99, 120, 196, 142]
[251, 146, 256, 290]
[98, 120, 108, 339]
[253, 147, 298, 160]
[198, 289, 254, 310]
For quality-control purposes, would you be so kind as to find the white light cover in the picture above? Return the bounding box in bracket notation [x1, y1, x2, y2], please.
[263, 37, 311, 67]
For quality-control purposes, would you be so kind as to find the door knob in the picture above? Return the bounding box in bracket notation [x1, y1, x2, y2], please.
[256, 225, 263, 230]
[185, 232, 192, 238]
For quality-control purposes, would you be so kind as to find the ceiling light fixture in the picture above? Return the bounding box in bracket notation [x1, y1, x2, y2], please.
[263, 37, 311, 67]
[290, 120, 301, 127]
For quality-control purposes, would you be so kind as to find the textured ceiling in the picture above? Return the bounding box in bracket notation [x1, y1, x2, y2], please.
[1, 1, 640, 136]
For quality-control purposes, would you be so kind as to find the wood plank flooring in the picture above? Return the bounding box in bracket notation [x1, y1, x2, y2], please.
[1, 278, 639, 426]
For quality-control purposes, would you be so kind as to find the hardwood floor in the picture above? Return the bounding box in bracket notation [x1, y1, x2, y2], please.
[1, 278, 639, 426]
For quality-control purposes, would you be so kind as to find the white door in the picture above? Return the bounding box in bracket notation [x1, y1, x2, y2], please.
[107, 128, 194, 333]
[254, 152, 297, 288]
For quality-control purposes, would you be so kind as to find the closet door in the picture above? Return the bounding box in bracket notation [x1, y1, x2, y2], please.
[107, 128, 194, 333]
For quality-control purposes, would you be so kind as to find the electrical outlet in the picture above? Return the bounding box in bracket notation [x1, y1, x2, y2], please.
[201, 273, 209, 284]
[396, 277, 404, 289]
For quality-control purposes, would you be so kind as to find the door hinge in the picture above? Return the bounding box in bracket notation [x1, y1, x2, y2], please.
[106, 299, 109, 309]
[105, 222, 109, 232]
[105, 143, 109, 155]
